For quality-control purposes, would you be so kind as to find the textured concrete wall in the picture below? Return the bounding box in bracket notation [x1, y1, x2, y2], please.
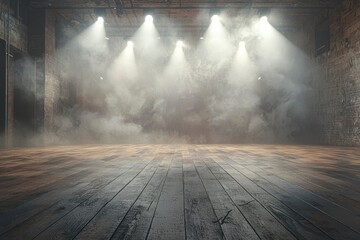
[27, 9, 60, 144]
[0, 7, 28, 147]
[312, 0, 360, 146]
[44, 10, 60, 139]
[0, 12, 27, 52]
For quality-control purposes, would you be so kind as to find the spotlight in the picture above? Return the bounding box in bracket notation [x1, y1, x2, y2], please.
[145, 15, 153, 23]
[258, 8, 271, 21]
[200, 37, 204, 40]
[209, 8, 220, 22]
[176, 40, 183, 48]
[260, 16, 268, 24]
[97, 16, 104, 23]
[127, 41, 134, 47]
[239, 41, 246, 48]
[211, 15, 220, 23]
[144, 9, 154, 22]
[94, 8, 106, 21]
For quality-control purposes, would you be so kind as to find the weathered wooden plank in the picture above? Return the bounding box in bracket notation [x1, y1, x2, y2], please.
[147, 158, 185, 240]
[109, 157, 171, 240]
[223, 156, 360, 240]
[204, 158, 297, 240]
[0, 159, 139, 239]
[33, 157, 154, 240]
[0, 155, 141, 231]
[73, 159, 160, 239]
[183, 157, 224, 240]
[0, 144, 359, 240]
[211, 155, 332, 240]
[252, 158, 360, 216]
[241, 159, 360, 233]
[244, 154, 360, 203]
[193, 158, 260, 240]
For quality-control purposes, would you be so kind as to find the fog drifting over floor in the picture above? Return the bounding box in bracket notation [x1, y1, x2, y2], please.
[19, 12, 317, 145]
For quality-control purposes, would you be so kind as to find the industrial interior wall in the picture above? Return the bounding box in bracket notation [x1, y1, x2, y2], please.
[25, 9, 61, 146]
[0, 8, 27, 51]
[44, 10, 60, 142]
[312, 0, 360, 146]
[0, 5, 27, 147]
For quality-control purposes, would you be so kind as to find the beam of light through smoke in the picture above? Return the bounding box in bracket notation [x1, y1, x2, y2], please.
[199, 13, 234, 65]
[8, 11, 319, 146]
[158, 40, 191, 96]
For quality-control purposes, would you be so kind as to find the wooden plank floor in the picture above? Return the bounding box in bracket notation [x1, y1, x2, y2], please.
[0, 144, 359, 240]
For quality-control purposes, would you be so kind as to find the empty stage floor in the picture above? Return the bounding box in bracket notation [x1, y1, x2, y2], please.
[0, 145, 360, 240]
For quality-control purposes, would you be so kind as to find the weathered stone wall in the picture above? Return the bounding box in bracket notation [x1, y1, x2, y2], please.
[312, 0, 360, 146]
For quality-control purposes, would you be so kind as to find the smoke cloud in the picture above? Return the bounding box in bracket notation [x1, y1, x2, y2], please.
[11, 12, 318, 146]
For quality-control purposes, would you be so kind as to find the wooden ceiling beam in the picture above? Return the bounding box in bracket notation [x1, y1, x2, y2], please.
[30, 0, 337, 10]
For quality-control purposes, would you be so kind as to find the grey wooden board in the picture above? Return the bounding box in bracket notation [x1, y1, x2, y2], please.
[183, 157, 224, 240]
[205, 158, 297, 240]
[212, 156, 332, 240]
[110, 158, 171, 240]
[222, 156, 360, 240]
[1, 160, 138, 239]
[146, 158, 186, 240]
[74, 159, 160, 239]
[194, 158, 260, 240]
[33, 158, 154, 240]
[0, 144, 359, 240]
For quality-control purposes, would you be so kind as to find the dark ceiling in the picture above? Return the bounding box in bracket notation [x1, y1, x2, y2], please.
[29, 0, 341, 38]
[30, 0, 340, 9]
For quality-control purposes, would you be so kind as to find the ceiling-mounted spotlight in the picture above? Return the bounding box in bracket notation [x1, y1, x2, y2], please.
[144, 9, 154, 22]
[176, 40, 183, 48]
[211, 15, 220, 23]
[127, 41, 134, 48]
[258, 8, 271, 19]
[94, 8, 106, 19]
[97, 16, 104, 23]
[260, 16, 268, 24]
[239, 41, 246, 48]
[145, 15, 153, 23]
[114, 0, 124, 17]
[209, 8, 220, 18]
[209, 8, 221, 22]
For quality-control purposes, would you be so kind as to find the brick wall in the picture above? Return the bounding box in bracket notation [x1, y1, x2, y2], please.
[312, 0, 360, 146]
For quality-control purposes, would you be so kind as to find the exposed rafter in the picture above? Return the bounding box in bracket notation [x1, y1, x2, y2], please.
[30, 0, 338, 10]
[113, 0, 124, 16]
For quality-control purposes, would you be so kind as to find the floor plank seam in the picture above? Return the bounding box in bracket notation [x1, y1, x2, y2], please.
[0, 160, 138, 237]
[144, 158, 172, 240]
[71, 157, 158, 240]
[221, 155, 355, 240]
[108, 157, 162, 240]
[202, 157, 262, 240]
